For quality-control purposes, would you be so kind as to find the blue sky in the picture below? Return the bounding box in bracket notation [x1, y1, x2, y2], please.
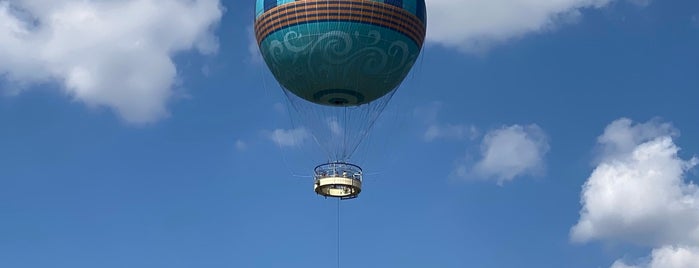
[1, 0, 698, 267]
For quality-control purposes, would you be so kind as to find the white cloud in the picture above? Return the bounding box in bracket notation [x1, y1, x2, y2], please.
[419, 102, 551, 184]
[268, 128, 310, 147]
[414, 101, 443, 124]
[571, 118, 699, 268]
[427, 0, 640, 52]
[414, 102, 479, 142]
[0, 0, 223, 123]
[272, 102, 287, 115]
[611, 261, 639, 268]
[571, 119, 699, 246]
[424, 123, 479, 142]
[326, 118, 343, 137]
[235, 139, 247, 151]
[594, 118, 678, 164]
[454, 124, 549, 184]
[247, 25, 263, 64]
[611, 246, 699, 268]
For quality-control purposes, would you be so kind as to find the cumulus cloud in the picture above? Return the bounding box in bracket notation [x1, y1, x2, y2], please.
[569, 118, 699, 268]
[418, 102, 551, 184]
[0, 0, 223, 123]
[594, 118, 678, 164]
[268, 128, 310, 147]
[427, 0, 641, 52]
[454, 124, 549, 184]
[571, 118, 699, 246]
[611, 246, 699, 268]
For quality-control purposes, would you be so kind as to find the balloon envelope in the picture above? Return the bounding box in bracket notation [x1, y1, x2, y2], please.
[254, 0, 427, 107]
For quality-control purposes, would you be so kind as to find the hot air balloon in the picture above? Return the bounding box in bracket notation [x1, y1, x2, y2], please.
[254, 0, 427, 199]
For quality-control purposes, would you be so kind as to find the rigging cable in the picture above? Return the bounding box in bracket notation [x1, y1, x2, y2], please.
[337, 198, 341, 268]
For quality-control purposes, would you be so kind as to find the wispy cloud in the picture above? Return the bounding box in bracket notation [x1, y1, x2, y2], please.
[235, 139, 247, 151]
[424, 124, 479, 142]
[454, 124, 549, 185]
[427, 0, 648, 52]
[414, 101, 443, 124]
[570, 118, 699, 268]
[247, 25, 263, 64]
[268, 127, 310, 147]
[0, 0, 223, 123]
[326, 118, 343, 137]
[414, 102, 478, 142]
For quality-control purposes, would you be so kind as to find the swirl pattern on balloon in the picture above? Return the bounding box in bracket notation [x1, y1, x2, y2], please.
[260, 22, 421, 106]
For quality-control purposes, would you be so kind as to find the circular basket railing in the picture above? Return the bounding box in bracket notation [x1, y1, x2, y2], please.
[313, 162, 363, 200]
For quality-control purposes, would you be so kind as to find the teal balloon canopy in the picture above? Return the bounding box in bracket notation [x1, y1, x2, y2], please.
[254, 0, 427, 107]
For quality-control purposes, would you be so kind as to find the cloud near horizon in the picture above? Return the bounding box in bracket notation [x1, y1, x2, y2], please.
[0, 0, 223, 123]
